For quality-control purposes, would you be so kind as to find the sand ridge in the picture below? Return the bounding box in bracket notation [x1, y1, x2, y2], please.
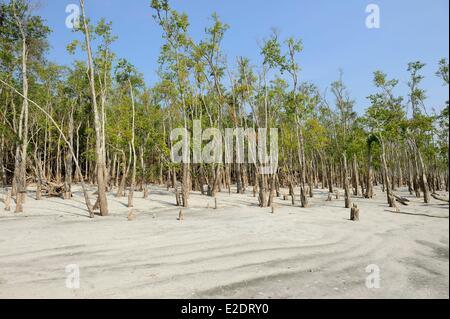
[0, 185, 448, 299]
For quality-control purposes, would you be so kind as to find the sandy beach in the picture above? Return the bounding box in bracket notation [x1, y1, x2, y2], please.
[0, 185, 448, 299]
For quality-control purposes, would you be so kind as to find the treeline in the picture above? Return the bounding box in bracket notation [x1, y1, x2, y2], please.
[0, 0, 448, 217]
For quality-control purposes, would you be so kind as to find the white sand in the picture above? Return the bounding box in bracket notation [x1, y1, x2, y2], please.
[0, 185, 448, 299]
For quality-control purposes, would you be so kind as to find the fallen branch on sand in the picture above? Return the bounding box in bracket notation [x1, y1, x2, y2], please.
[392, 193, 410, 206]
[41, 181, 66, 198]
[431, 193, 449, 203]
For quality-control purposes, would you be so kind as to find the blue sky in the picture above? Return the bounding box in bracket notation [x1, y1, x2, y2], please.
[36, 0, 449, 114]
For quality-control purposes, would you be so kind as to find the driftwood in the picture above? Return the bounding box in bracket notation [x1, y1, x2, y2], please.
[392, 193, 410, 206]
[350, 204, 360, 221]
[40, 180, 66, 198]
[431, 193, 449, 203]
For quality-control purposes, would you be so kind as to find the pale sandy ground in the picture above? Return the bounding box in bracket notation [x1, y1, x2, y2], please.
[0, 184, 448, 299]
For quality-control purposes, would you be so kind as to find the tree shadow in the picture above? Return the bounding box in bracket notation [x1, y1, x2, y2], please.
[385, 209, 449, 219]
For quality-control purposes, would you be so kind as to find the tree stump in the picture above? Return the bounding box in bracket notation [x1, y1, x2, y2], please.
[390, 195, 400, 213]
[63, 191, 71, 200]
[335, 190, 340, 200]
[271, 205, 275, 214]
[4, 190, 11, 212]
[214, 197, 218, 210]
[350, 204, 360, 221]
[326, 193, 333, 202]
[127, 210, 138, 221]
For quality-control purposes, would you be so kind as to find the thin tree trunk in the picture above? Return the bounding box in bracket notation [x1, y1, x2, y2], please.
[80, 0, 109, 216]
[343, 153, 352, 209]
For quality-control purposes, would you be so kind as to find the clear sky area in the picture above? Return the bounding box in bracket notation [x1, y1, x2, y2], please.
[36, 0, 449, 114]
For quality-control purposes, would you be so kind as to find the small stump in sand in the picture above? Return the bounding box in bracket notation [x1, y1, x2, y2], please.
[326, 193, 333, 202]
[350, 204, 360, 221]
[128, 210, 138, 221]
[389, 195, 400, 213]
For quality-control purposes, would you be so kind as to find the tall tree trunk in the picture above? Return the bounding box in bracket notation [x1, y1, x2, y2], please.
[343, 153, 352, 209]
[380, 140, 393, 207]
[297, 124, 309, 208]
[128, 80, 137, 208]
[416, 144, 431, 204]
[352, 154, 360, 196]
[15, 37, 30, 213]
[365, 143, 374, 199]
[80, 0, 109, 216]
